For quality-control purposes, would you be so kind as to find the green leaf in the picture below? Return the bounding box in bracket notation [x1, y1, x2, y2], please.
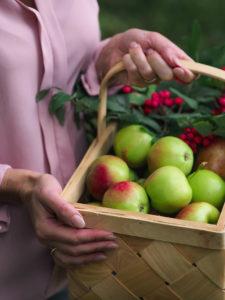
[170, 88, 198, 109]
[193, 120, 214, 136]
[128, 92, 146, 105]
[55, 106, 65, 125]
[146, 85, 157, 98]
[36, 89, 50, 102]
[187, 20, 202, 60]
[49, 92, 72, 114]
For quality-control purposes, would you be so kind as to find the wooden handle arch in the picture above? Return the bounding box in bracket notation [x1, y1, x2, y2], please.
[97, 60, 225, 140]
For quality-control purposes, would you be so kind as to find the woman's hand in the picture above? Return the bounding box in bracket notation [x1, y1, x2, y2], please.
[1, 169, 117, 267]
[96, 29, 195, 86]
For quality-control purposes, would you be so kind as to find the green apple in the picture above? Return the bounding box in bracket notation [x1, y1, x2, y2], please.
[129, 168, 138, 181]
[144, 166, 192, 214]
[176, 202, 220, 224]
[113, 125, 154, 168]
[103, 181, 149, 213]
[86, 155, 130, 200]
[147, 136, 193, 175]
[188, 169, 225, 209]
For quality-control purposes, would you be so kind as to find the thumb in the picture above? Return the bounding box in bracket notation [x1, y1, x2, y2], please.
[38, 175, 86, 228]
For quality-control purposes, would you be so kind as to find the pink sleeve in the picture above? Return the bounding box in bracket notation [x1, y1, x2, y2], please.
[0, 164, 11, 233]
[81, 39, 122, 96]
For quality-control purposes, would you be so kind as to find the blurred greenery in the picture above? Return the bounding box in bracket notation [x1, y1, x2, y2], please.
[98, 0, 225, 53]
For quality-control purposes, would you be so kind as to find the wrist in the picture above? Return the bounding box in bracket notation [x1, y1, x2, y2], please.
[0, 168, 41, 203]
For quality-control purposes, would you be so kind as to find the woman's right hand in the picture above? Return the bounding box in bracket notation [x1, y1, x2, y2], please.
[0, 169, 118, 267]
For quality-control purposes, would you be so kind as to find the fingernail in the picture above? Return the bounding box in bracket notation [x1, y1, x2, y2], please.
[130, 42, 139, 49]
[107, 234, 117, 240]
[95, 254, 106, 261]
[71, 214, 85, 228]
[108, 243, 118, 249]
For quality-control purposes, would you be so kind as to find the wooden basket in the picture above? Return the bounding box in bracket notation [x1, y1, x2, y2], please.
[62, 60, 225, 300]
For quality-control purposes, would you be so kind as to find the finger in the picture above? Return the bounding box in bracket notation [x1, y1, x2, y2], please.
[36, 174, 85, 228]
[146, 49, 173, 81]
[51, 240, 118, 256]
[129, 42, 155, 81]
[36, 219, 116, 245]
[145, 32, 195, 80]
[123, 53, 148, 87]
[53, 251, 106, 268]
[173, 67, 195, 83]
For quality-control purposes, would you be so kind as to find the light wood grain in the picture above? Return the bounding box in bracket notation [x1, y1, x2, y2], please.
[140, 241, 192, 284]
[170, 267, 221, 300]
[71, 203, 225, 249]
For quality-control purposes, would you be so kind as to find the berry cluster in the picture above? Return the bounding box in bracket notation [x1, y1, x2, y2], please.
[142, 90, 184, 115]
[179, 128, 215, 153]
[212, 93, 225, 115]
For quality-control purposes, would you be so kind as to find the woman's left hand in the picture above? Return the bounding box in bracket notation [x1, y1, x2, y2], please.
[96, 29, 195, 86]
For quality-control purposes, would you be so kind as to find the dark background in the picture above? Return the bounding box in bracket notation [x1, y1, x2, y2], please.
[98, 0, 225, 53]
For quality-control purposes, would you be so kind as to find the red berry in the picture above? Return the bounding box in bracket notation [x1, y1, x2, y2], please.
[202, 138, 211, 147]
[194, 136, 202, 145]
[164, 98, 174, 107]
[144, 99, 152, 106]
[152, 92, 160, 101]
[159, 90, 171, 98]
[179, 133, 188, 141]
[187, 132, 194, 139]
[174, 97, 184, 105]
[185, 128, 192, 133]
[212, 108, 221, 115]
[143, 107, 152, 115]
[218, 97, 225, 107]
[222, 67, 225, 71]
[122, 85, 133, 94]
[151, 99, 160, 108]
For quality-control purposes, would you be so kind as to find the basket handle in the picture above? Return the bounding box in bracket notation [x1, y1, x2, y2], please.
[97, 59, 225, 140]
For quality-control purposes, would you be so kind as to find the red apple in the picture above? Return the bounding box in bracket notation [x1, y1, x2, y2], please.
[103, 181, 149, 213]
[176, 202, 220, 224]
[86, 155, 130, 200]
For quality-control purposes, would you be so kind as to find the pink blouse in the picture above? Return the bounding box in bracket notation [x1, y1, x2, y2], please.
[0, 1, 105, 299]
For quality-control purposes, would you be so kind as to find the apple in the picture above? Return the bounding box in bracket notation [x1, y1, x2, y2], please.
[144, 166, 192, 214]
[86, 155, 130, 200]
[176, 202, 220, 224]
[113, 125, 154, 168]
[188, 169, 225, 209]
[129, 168, 138, 181]
[196, 138, 225, 179]
[103, 181, 149, 213]
[147, 136, 193, 175]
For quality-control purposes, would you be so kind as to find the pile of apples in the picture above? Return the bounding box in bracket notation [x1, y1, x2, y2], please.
[85, 125, 225, 224]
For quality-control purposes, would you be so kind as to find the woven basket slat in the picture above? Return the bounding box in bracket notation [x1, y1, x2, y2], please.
[70, 260, 112, 289]
[91, 275, 139, 300]
[140, 241, 192, 284]
[196, 250, 225, 288]
[170, 267, 222, 300]
[174, 244, 212, 263]
[144, 284, 182, 300]
[79, 290, 101, 300]
[67, 272, 89, 298]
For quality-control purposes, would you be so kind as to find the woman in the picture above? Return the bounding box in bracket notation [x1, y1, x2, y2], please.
[0, 1, 194, 299]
